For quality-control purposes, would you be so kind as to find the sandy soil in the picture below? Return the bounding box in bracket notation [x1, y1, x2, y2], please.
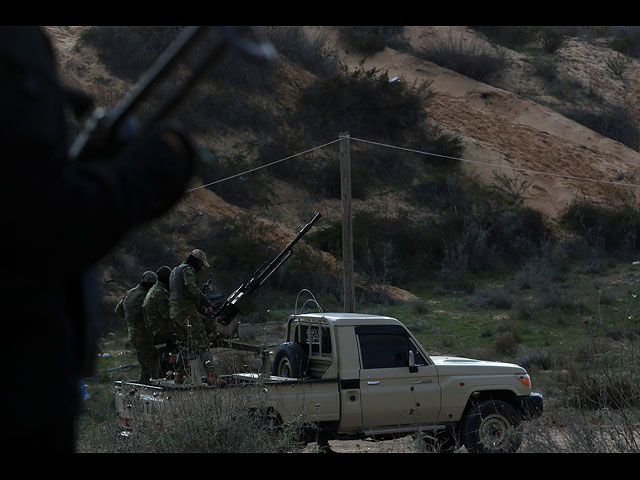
[344, 26, 640, 219]
[44, 25, 640, 300]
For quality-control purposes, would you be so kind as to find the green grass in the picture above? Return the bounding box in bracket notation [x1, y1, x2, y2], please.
[76, 259, 640, 452]
[361, 260, 640, 364]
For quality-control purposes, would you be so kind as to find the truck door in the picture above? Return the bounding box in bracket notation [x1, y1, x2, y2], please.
[356, 325, 440, 428]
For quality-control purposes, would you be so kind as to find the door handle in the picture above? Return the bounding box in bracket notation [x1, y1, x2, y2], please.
[367, 380, 380, 385]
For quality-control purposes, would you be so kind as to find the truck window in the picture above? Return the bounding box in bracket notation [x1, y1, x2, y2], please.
[297, 324, 332, 355]
[356, 325, 426, 369]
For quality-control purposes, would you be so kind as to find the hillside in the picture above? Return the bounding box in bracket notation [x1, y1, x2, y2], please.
[45, 26, 640, 319]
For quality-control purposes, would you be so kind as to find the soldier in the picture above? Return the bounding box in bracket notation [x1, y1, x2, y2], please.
[2, 27, 196, 452]
[115, 271, 158, 384]
[169, 249, 216, 383]
[143, 265, 174, 377]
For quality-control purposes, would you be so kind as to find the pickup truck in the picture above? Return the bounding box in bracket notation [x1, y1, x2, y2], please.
[115, 312, 543, 453]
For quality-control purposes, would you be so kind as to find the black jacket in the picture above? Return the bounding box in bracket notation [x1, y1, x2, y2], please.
[1, 26, 194, 429]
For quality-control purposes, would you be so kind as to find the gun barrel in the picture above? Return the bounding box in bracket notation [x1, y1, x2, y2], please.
[253, 213, 322, 285]
[212, 213, 322, 324]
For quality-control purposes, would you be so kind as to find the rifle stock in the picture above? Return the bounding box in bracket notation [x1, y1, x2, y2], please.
[213, 213, 322, 325]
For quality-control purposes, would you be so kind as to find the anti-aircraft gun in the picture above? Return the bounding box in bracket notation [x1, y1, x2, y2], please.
[210, 213, 322, 347]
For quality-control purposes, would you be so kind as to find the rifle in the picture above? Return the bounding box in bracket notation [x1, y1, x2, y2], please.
[213, 213, 322, 326]
[68, 26, 276, 162]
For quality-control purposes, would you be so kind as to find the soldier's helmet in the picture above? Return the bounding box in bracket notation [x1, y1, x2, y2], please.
[190, 249, 210, 267]
[156, 265, 172, 281]
[141, 270, 158, 283]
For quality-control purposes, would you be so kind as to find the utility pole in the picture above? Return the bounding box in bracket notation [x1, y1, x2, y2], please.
[340, 132, 355, 312]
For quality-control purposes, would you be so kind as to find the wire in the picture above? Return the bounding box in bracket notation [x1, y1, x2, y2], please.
[187, 134, 640, 195]
[349, 136, 640, 189]
[186, 138, 341, 193]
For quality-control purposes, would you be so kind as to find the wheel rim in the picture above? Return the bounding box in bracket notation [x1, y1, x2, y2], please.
[478, 413, 517, 451]
[279, 359, 292, 377]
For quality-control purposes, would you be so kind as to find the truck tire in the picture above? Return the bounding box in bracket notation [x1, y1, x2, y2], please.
[460, 399, 523, 453]
[272, 342, 308, 378]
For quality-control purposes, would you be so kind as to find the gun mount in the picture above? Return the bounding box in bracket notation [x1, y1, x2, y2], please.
[212, 213, 322, 329]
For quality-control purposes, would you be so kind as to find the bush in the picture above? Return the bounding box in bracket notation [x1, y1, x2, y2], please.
[200, 151, 278, 207]
[539, 27, 567, 54]
[337, 26, 404, 55]
[470, 26, 540, 50]
[199, 214, 340, 304]
[308, 212, 444, 286]
[265, 26, 339, 77]
[79, 389, 311, 453]
[563, 104, 640, 151]
[309, 187, 551, 289]
[466, 287, 514, 310]
[297, 66, 432, 143]
[515, 345, 552, 370]
[417, 32, 507, 82]
[562, 201, 640, 254]
[532, 56, 559, 82]
[611, 27, 640, 58]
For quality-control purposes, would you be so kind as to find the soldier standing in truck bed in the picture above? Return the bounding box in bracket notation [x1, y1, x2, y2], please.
[169, 249, 216, 382]
[143, 265, 174, 377]
[115, 271, 158, 384]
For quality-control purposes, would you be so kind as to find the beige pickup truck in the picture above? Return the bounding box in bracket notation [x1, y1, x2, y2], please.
[115, 312, 543, 453]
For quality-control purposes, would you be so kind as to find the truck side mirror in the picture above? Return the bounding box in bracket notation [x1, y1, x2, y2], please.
[409, 350, 418, 373]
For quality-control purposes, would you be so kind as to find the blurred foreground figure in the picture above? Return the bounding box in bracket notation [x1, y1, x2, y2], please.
[0, 27, 195, 452]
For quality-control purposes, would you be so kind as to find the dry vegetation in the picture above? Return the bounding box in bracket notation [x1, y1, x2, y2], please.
[46, 26, 640, 453]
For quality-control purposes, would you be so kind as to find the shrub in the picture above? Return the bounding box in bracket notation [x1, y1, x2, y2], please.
[469, 26, 540, 50]
[531, 56, 559, 82]
[562, 104, 640, 151]
[297, 66, 432, 143]
[265, 26, 339, 76]
[200, 151, 278, 207]
[611, 27, 640, 58]
[539, 27, 566, 54]
[417, 31, 507, 82]
[466, 287, 514, 310]
[561, 201, 640, 254]
[516, 345, 553, 370]
[494, 330, 517, 355]
[337, 26, 404, 55]
[199, 214, 340, 305]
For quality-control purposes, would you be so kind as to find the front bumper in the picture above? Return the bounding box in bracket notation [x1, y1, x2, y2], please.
[517, 392, 543, 419]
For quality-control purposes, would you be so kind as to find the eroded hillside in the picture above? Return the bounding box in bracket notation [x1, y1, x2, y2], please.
[44, 26, 640, 314]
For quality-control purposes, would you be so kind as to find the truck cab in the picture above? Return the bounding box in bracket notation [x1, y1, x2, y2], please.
[272, 313, 543, 451]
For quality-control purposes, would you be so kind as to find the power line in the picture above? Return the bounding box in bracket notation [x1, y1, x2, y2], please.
[186, 138, 341, 193]
[349, 136, 640, 189]
[187, 134, 640, 194]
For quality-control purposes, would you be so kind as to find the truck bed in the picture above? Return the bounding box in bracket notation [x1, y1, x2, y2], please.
[115, 373, 341, 427]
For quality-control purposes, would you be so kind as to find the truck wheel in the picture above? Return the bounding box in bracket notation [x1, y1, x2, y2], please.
[461, 399, 523, 453]
[272, 342, 308, 378]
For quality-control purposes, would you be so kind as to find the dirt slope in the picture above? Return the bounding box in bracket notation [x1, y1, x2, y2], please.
[45, 26, 640, 302]
[339, 26, 640, 219]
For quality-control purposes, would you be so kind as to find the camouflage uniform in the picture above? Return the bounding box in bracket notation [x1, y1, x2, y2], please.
[169, 263, 213, 345]
[143, 266, 174, 376]
[169, 250, 214, 380]
[115, 271, 157, 383]
[143, 280, 172, 341]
